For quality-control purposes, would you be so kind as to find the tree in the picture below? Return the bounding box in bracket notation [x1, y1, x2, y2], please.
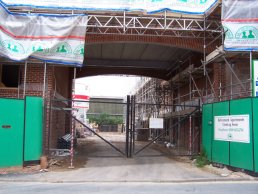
[88, 113, 123, 126]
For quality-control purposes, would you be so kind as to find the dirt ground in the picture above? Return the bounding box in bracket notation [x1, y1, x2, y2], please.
[0, 132, 193, 174]
[48, 132, 126, 171]
[0, 132, 255, 181]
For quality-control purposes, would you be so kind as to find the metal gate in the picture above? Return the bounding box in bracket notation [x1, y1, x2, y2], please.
[44, 95, 201, 168]
[125, 95, 201, 158]
[45, 97, 129, 162]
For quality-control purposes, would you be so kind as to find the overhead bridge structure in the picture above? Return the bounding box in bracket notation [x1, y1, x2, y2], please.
[5, 3, 222, 80]
[85, 14, 221, 38]
[2, 0, 255, 162]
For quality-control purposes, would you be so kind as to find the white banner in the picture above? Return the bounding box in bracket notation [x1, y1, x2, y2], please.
[222, 0, 258, 51]
[214, 115, 250, 143]
[1, 0, 218, 15]
[223, 22, 258, 51]
[0, 3, 87, 66]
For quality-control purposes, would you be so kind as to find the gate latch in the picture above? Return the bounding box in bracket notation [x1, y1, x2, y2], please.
[2, 125, 11, 129]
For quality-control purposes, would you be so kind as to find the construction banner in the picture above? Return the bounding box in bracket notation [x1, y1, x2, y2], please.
[1, 0, 218, 15]
[222, 0, 258, 51]
[0, 3, 87, 66]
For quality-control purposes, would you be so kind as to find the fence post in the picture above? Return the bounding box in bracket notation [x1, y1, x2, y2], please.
[69, 68, 76, 169]
[126, 95, 130, 158]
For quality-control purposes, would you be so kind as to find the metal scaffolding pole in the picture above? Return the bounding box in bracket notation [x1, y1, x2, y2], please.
[190, 75, 203, 104]
[43, 62, 47, 99]
[132, 95, 136, 154]
[177, 77, 180, 154]
[126, 95, 130, 158]
[223, 56, 246, 91]
[23, 60, 28, 99]
[204, 67, 217, 100]
[189, 115, 192, 155]
[189, 69, 192, 155]
[250, 51, 253, 96]
[203, 16, 206, 76]
[69, 68, 76, 169]
[17, 65, 21, 99]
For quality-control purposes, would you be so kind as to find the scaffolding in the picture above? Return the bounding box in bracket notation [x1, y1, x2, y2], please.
[5, 1, 255, 156]
[7, 6, 221, 39]
[133, 22, 254, 154]
[133, 62, 204, 155]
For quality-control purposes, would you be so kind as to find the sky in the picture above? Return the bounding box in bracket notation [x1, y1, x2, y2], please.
[76, 75, 141, 97]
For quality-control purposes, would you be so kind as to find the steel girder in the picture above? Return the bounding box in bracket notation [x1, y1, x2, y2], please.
[86, 14, 222, 38]
[7, 6, 222, 38]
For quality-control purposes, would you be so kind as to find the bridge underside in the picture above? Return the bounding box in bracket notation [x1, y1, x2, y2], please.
[77, 42, 202, 80]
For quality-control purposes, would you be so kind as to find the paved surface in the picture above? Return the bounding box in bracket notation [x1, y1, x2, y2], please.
[1, 181, 258, 194]
[0, 133, 255, 183]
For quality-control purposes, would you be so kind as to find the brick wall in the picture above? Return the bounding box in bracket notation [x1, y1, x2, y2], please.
[47, 66, 73, 150]
[0, 88, 19, 98]
[86, 34, 208, 53]
[0, 64, 73, 151]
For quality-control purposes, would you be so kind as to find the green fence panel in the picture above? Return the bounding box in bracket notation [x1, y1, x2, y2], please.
[229, 98, 254, 171]
[202, 103, 213, 160]
[24, 96, 43, 162]
[0, 99, 24, 167]
[212, 101, 230, 165]
[253, 98, 258, 172]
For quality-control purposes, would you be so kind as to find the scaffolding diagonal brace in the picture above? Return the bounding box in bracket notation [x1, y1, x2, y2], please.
[134, 108, 199, 156]
[223, 56, 246, 92]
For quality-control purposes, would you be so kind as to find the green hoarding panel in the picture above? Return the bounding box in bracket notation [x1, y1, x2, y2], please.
[202, 104, 213, 160]
[0, 99, 24, 167]
[212, 101, 230, 165]
[230, 98, 253, 171]
[24, 96, 43, 161]
[253, 98, 258, 172]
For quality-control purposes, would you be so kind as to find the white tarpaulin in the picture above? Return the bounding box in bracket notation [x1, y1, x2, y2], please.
[0, 3, 87, 66]
[222, 0, 258, 51]
[1, 0, 218, 15]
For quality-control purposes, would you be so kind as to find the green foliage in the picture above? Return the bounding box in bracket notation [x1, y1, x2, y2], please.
[88, 113, 123, 126]
[195, 149, 210, 168]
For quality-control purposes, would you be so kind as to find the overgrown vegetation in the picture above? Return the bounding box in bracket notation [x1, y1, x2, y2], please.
[88, 113, 123, 126]
[195, 148, 210, 168]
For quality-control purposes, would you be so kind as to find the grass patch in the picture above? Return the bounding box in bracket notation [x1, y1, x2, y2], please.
[194, 149, 210, 168]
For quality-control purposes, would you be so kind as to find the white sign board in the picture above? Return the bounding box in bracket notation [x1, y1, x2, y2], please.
[73, 82, 90, 109]
[253, 60, 258, 97]
[73, 99, 89, 109]
[214, 115, 250, 143]
[149, 118, 163, 129]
